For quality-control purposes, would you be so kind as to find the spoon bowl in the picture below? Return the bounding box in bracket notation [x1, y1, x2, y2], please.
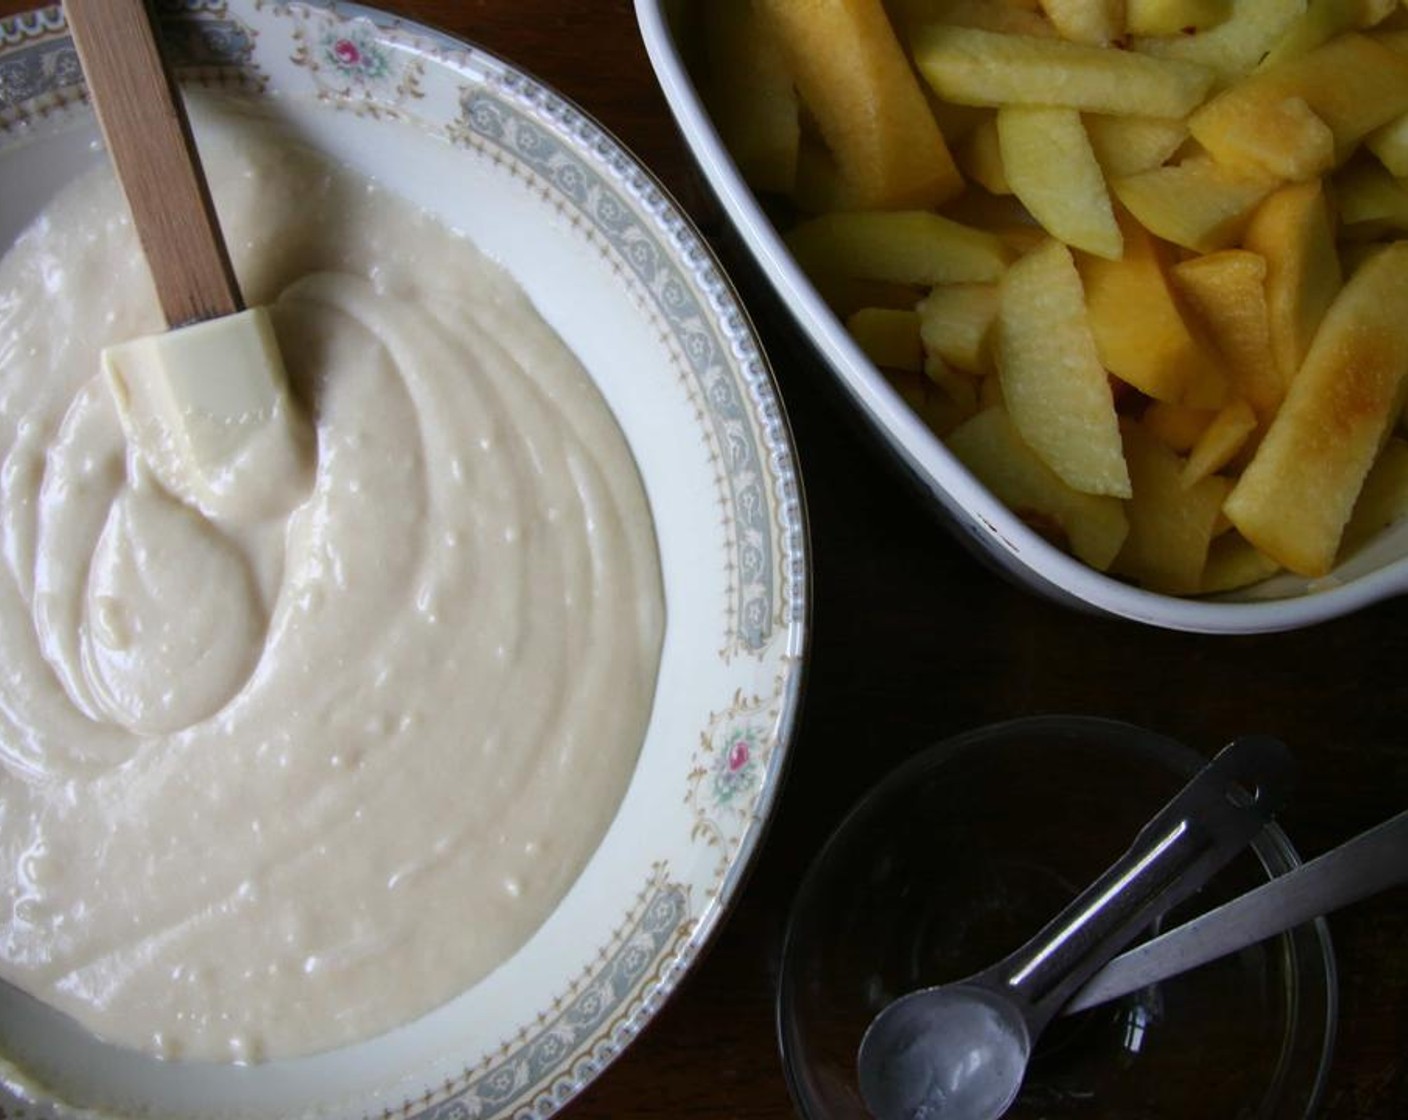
[857, 984, 1031, 1120]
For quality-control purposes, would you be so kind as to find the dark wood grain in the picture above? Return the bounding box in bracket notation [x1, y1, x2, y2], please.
[3, 2, 1404, 1117]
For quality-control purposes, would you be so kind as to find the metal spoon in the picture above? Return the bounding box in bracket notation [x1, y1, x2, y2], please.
[856, 735, 1293, 1120]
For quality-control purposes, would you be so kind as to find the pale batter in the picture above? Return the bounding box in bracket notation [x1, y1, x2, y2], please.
[0, 105, 664, 1062]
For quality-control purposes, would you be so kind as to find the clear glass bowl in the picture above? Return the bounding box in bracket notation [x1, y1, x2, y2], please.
[776, 716, 1337, 1119]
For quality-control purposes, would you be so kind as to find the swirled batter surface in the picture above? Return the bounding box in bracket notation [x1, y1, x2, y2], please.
[0, 106, 664, 1062]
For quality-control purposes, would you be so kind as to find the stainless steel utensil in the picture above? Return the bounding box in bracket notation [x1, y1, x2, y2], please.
[1066, 805, 1407, 1014]
[856, 736, 1292, 1120]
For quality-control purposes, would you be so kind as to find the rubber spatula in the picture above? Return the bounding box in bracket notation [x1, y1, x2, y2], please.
[64, 0, 311, 522]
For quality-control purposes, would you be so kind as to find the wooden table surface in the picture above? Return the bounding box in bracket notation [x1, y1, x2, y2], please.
[2, 1, 1403, 1117]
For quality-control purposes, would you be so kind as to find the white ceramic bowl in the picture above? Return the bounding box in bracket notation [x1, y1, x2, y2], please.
[0, 4, 806, 1118]
[635, 0, 1408, 634]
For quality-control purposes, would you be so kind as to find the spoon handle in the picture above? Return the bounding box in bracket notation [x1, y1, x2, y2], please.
[996, 735, 1292, 1025]
[65, 0, 243, 327]
[1065, 805, 1408, 1014]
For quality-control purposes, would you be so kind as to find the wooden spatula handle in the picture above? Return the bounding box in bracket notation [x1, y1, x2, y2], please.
[65, 0, 243, 328]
